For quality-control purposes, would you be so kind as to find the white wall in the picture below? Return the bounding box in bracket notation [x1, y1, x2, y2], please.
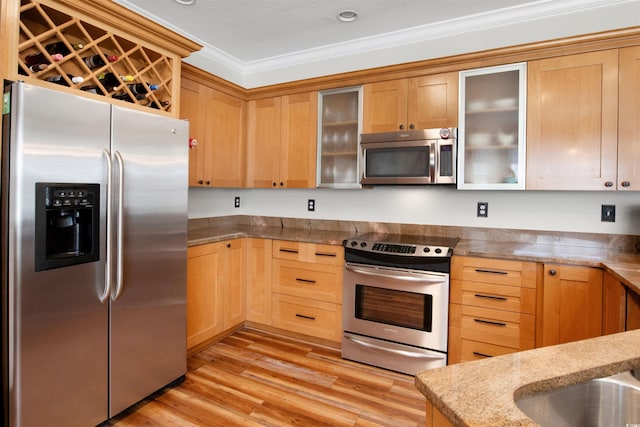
[189, 187, 640, 236]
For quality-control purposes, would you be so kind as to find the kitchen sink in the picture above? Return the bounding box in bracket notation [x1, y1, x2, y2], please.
[515, 370, 640, 427]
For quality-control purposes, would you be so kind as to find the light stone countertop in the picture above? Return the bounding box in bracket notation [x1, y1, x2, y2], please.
[414, 329, 640, 427]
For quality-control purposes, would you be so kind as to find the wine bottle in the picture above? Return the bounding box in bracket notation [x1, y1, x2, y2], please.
[80, 85, 105, 96]
[44, 41, 83, 56]
[128, 83, 159, 96]
[46, 74, 84, 86]
[82, 53, 118, 69]
[24, 52, 63, 66]
[112, 91, 134, 103]
[147, 100, 170, 109]
[98, 72, 121, 91]
[120, 75, 134, 82]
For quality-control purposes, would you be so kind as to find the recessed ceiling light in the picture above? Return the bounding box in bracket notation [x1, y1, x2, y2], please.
[337, 10, 358, 22]
[174, 0, 195, 5]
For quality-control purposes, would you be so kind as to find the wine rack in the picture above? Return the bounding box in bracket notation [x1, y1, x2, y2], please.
[5, 0, 201, 116]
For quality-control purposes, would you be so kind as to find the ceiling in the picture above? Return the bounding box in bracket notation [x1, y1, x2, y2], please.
[113, 0, 639, 87]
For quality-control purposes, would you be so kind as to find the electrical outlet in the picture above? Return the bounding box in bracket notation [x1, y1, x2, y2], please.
[477, 202, 488, 218]
[601, 204, 615, 222]
[234, 196, 240, 208]
[307, 199, 315, 212]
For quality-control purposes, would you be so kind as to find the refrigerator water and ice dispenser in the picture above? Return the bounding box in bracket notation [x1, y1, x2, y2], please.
[34, 182, 100, 271]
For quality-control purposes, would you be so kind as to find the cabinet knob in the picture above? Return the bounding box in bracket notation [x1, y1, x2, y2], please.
[206, 180, 211, 186]
[226, 243, 231, 248]
[198, 180, 204, 185]
[409, 123, 415, 130]
[280, 182, 284, 187]
[621, 181, 631, 187]
[272, 182, 277, 187]
[399, 124, 405, 130]
[604, 181, 614, 188]
[549, 269, 557, 276]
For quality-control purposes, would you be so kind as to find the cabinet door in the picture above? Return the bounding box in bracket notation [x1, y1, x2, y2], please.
[221, 239, 246, 330]
[618, 46, 640, 191]
[280, 92, 318, 188]
[527, 50, 619, 190]
[246, 238, 272, 325]
[363, 79, 408, 132]
[180, 78, 210, 187]
[246, 97, 282, 187]
[209, 91, 246, 187]
[602, 272, 626, 335]
[408, 72, 458, 129]
[186, 244, 223, 350]
[541, 264, 603, 346]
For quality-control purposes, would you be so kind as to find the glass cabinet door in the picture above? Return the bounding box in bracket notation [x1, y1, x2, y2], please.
[458, 63, 526, 189]
[317, 86, 363, 188]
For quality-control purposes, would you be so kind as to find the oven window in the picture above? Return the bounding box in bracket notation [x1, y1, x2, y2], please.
[355, 285, 433, 332]
[365, 146, 430, 177]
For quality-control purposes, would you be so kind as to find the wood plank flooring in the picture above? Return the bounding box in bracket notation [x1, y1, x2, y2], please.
[106, 328, 427, 426]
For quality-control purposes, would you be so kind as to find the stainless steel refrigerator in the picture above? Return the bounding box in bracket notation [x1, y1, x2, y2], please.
[1, 81, 188, 426]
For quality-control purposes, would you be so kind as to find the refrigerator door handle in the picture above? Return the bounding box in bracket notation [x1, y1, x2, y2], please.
[99, 149, 112, 303]
[112, 150, 125, 301]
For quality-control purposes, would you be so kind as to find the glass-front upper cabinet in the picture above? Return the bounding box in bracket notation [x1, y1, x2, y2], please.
[317, 86, 363, 188]
[458, 63, 526, 189]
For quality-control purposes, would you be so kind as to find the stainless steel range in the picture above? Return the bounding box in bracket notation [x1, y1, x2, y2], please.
[342, 233, 458, 375]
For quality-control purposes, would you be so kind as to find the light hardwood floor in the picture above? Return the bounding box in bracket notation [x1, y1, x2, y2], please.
[106, 328, 427, 426]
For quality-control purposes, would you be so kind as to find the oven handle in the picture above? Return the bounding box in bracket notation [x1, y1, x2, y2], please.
[345, 263, 447, 283]
[345, 334, 446, 360]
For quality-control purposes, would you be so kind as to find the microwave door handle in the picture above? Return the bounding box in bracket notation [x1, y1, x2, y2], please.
[345, 335, 446, 360]
[430, 141, 437, 183]
[346, 264, 446, 283]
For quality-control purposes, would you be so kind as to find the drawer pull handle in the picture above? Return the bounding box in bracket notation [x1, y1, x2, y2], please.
[296, 278, 316, 284]
[279, 248, 299, 254]
[475, 269, 508, 275]
[473, 351, 493, 358]
[295, 314, 316, 321]
[474, 293, 508, 301]
[315, 252, 337, 257]
[474, 318, 506, 327]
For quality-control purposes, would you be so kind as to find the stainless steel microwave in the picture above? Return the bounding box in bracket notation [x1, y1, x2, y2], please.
[360, 128, 457, 185]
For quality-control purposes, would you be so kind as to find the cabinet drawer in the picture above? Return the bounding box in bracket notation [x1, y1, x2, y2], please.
[451, 256, 537, 288]
[460, 339, 518, 362]
[272, 240, 343, 265]
[457, 305, 535, 349]
[272, 294, 341, 342]
[451, 280, 536, 314]
[272, 259, 341, 303]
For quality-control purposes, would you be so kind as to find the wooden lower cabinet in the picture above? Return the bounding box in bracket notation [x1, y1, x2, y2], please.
[603, 270, 640, 333]
[246, 238, 273, 325]
[538, 264, 602, 346]
[425, 401, 454, 427]
[186, 239, 246, 353]
[270, 240, 343, 343]
[449, 256, 537, 364]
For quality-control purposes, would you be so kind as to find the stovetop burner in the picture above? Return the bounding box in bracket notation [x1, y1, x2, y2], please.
[343, 233, 459, 258]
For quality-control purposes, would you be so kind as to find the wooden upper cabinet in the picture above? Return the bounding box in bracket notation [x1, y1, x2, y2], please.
[618, 46, 640, 191]
[180, 67, 246, 188]
[363, 72, 457, 133]
[526, 50, 619, 190]
[246, 92, 317, 188]
[539, 264, 603, 347]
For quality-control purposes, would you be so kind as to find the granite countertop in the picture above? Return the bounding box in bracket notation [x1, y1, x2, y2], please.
[188, 222, 640, 293]
[415, 329, 640, 427]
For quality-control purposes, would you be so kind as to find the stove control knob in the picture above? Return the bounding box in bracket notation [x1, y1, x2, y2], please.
[360, 242, 367, 248]
[435, 248, 442, 254]
[423, 247, 431, 253]
[350, 241, 358, 247]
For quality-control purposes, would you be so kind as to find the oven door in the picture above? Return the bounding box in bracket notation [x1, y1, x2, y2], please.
[343, 262, 449, 352]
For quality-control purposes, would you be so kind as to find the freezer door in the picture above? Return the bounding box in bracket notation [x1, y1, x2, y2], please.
[5, 82, 110, 426]
[109, 105, 188, 416]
